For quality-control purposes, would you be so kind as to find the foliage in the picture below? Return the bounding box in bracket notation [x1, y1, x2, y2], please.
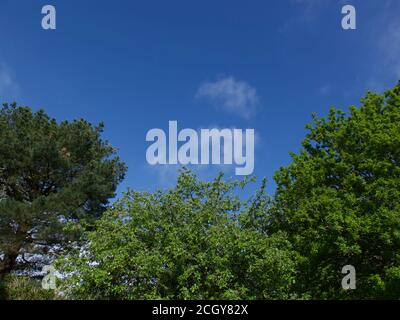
[59, 170, 300, 300]
[0, 275, 58, 300]
[3, 83, 400, 300]
[0, 103, 127, 276]
[271, 83, 400, 299]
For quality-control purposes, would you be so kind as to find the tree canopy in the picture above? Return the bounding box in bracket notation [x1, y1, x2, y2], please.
[59, 83, 400, 300]
[60, 171, 299, 300]
[0, 103, 127, 277]
[2, 83, 400, 300]
[271, 84, 400, 299]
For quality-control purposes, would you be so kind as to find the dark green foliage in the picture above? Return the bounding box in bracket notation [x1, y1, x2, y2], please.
[0, 103, 127, 276]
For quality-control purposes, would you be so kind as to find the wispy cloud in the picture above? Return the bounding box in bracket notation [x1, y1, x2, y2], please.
[362, 1, 400, 92]
[147, 164, 182, 187]
[0, 62, 18, 100]
[196, 76, 260, 119]
[319, 84, 332, 96]
[280, 0, 332, 33]
[379, 21, 400, 79]
[145, 125, 261, 187]
[291, 0, 330, 18]
[147, 162, 252, 190]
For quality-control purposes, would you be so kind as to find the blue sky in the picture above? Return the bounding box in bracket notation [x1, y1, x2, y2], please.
[0, 0, 399, 197]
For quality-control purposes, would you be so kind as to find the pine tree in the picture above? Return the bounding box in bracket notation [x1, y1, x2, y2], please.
[0, 103, 127, 277]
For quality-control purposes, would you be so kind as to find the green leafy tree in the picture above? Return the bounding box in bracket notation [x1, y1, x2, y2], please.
[272, 83, 400, 299]
[59, 170, 299, 300]
[0, 103, 126, 277]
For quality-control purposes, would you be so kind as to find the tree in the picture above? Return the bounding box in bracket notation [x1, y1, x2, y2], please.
[59, 170, 300, 300]
[271, 83, 400, 299]
[0, 103, 127, 277]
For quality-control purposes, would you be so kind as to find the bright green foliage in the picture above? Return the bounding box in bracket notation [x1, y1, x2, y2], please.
[3, 84, 400, 300]
[59, 170, 299, 300]
[0, 103, 127, 276]
[272, 84, 400, 299]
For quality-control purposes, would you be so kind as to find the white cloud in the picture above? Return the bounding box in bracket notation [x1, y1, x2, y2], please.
[196, 76, 260, 119]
